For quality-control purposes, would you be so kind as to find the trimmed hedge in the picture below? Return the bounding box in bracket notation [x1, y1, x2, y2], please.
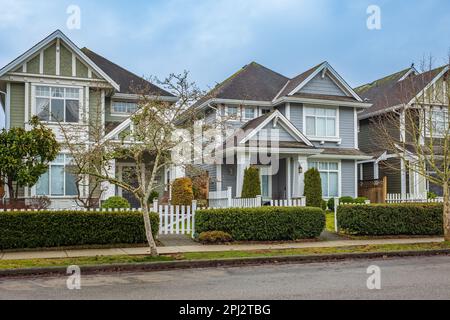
[102, 196, 131, 209]
[0, 210, 159, 250]
[196, 207, 325, 241]
[337, 203, 443, 236]
[304, 168, 322, 208]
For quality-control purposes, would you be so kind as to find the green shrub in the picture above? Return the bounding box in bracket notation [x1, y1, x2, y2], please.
[196, 207, 325, 241]
[198, 231, 233, 244]
[148, 191, 159, 203]
[354, 197, 369, 204]
[321, 199, 328, 211]
[0, 210, 159, 250]
[339, 196, 355, 204]
[304, 168, 322, 208]
[241, 167, 261, 198]
[171, 178, 194, 206]
[428, 192, 438, 200]
[337, 203, 443, 236]
[327, 198, 335, 211]
[102, 196, 131, 209]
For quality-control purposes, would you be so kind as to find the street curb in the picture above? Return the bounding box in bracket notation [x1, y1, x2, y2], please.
[1, 249, 450, 279]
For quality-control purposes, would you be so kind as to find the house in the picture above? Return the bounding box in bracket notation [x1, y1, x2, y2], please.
[0, 30, 178, 208]
[356, 65, 449, 198]
[186, 61, 372, 201]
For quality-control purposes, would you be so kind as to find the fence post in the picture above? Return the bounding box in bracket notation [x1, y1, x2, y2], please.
[227, 186, 232, 208]
[256, 195, 262, 207]
[191, 200, 197, 239]
[153, 199, 158, 213]
[334, 197, 339, 233]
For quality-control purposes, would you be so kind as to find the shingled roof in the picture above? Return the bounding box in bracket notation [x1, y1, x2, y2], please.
[81, 48, 174, 97]
[356, 66, 447, 119]
[274, 62, 324, 99]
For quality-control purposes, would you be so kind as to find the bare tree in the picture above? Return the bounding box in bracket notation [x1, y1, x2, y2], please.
[374, 56, 450, 239]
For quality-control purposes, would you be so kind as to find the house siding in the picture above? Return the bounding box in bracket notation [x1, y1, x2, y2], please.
[60, 44, 73, 77]
[339, 107, 355, 148]
[300, 73, 346, 96]
[290, 103, 303, 131]
[258, 122, 296, 142]
[43, 43, 57, 75]
[27, 55, 40, 74]
[379, 159, 402, 194]
[76, 58, 88, 78]
[10, 83, 25, 129]
[341, 160, 356, 197]
[222, 164, 236, 197]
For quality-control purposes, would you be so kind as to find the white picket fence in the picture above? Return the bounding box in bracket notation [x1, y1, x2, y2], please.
[270, 198, 306, 207]
[386, 193, 444, 204]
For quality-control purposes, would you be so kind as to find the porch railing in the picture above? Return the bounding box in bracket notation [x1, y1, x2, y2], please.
[386, 193, 443, 203]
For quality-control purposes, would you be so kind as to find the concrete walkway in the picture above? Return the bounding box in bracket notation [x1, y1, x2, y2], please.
[0, 237, 444, 261]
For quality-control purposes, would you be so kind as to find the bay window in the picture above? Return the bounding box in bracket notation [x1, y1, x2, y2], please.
[305, 107, 338, 138]
[309, 161, 339, 198]
[36, 154, 78, 197]
[35, 86, 80, 123]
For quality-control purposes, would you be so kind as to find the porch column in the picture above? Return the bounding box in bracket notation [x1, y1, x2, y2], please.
[298, 156, 308, 197]
[101, 159, 116, 201]
[286, 158, 292, 199]
[236, 152, 250, 198]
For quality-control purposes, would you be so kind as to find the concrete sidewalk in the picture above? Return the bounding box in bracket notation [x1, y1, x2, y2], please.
[0, 237, 444, 261]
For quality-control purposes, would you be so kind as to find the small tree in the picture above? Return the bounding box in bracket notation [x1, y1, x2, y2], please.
[0, 117, 59, 201]
[304, 168, 322, 208]
[241, 167, 261, 198]
[171, 177, 194, 205]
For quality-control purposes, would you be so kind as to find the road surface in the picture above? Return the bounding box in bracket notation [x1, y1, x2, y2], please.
[1, 256, 450, 300]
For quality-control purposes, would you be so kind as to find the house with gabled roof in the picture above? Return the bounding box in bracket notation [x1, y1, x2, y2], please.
[356, 65, 449, 198]
[0, 30, 178, 208]
[188, 61, 372, 201]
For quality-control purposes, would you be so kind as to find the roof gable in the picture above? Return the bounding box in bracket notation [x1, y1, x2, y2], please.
[0, 30, 120, 90]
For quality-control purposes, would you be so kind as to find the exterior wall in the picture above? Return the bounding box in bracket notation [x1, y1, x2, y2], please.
[379, 159, 402, 194]
[76, 58, 89, 78]
[272, 159, 287, 199]
[26, 55, 40, 74]
[339, 107, 356, 148]
[362, 162, 375, 180]
[221, 164, 236, 197]
[43, 43, 57, 75]
[290, 103, 303, 131]
[10, 83, 25, 128]
[359, 113, 400, 154]
[60, 44, 73, 77]
[341, 160, 357, 197]
[299, 73, 346, 97]
[257, 122, 295, 142]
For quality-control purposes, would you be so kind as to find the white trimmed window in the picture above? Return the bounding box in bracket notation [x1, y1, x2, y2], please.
[243, 107, 256, 120]
[226, 106, 240, 119]
[305, 107, 338, 138]
[261, 108, 271, 115]
[35, 86, 80, 123]
[112, 101, 138, 115]
[426, 109, 448, 137]
[309, 161, 339, 198]
[36, 154, 78, 197]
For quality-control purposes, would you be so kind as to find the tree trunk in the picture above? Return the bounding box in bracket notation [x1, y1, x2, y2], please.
[142, 201, 159, 257]
[444, 182, 450, 242]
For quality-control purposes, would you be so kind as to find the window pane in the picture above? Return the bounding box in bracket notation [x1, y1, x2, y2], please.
[329, 162, 338, 171]
[326, 108, 337, 117]
[127, 103, 138, 114]
[65, 88, 79, 99]
[319, 162, 328, 170]
[65, 168, 78, 196]
[316, 108, 326, 116]
[51, 99, 64, 122]
[329, 172, 339, 197]
[50, 165, 64, 196]
[327, 118, 336, 136]
[36, 171, 49, 196]
[317, 117, 326, 136]
[228, 107, 238, 116]
[51, 87, 64, 98]
[245, 108, 255, 119]
[36, 86, 50, 97]
[66, 100, 79, 123]
[36, 98, 50, 121]
[305, 107, 315, 116]
[321, 173, 328, 197]
[53, 154, 65, 165]
[306, 117, 316, 135]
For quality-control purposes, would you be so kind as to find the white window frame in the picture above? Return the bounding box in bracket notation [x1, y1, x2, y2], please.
[33, 84, 82, 124]
[225, 105, 241, 122]
[425, 108, 448, 138]
[34, 154, 78, 198]
[111, 101, 138, 117]
[308, 160, 341, 198]
[303, 106, 340, 142]
[243, 106, 256, 121]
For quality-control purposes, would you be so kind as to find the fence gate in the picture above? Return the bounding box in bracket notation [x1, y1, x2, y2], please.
[153, 201, 197, 236]
[358, 177, 387, 203]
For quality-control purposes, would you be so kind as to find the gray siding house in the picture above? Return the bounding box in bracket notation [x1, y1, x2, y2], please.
[187, 62, 372, 200]
[356, 65, 449, 198]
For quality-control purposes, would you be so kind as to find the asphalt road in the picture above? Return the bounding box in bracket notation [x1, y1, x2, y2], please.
[1, 256, 450, 300]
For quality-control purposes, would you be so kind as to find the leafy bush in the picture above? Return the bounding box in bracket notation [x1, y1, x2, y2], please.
[321, 199, 328, 211]
[102, 196, 131, 209]
[0, 210, 159, 250]
[354, 197, 369, 204]
[241, 167, 261, 198]
[148, 191, 159, 203]
[196, 207, 325, 241]
[198, 231, 233, 244]
[428, 192, 438, 200]
[192, 173, 209, 200]
[171, 178, 194, 206]
[304, 168, 322, 208]
[339, 196, 355, 204]
[328, 196, 368, 211]
[337, 203, 443, 236]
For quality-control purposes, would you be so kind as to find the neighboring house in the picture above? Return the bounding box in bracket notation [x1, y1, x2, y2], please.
[0, 30, 178, 208]
[187, 61, 372, 201]
[356, 65, 449, 198]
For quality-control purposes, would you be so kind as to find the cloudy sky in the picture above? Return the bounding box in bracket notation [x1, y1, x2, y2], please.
[1, 0, 450, 127]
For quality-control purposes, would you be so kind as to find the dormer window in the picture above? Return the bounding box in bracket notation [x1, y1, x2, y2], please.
[243, 107, 256, 120]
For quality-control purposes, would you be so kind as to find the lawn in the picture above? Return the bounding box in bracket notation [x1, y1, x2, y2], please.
[1, 242, 449, 270]
[326, 212, 335, 232]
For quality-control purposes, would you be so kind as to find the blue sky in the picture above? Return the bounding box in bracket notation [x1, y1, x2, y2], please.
[1, 0, 450, 126]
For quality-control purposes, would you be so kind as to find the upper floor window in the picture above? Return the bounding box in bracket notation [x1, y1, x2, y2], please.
[305, 107, 338, 138]
[427, 109, 448, 137]
[35, 86, 80, 123]
[112, 101, 138, 115]
[226, 106, 240, 120]
[261, 108, 271, 115]
[36, 154, 77, 197]
[243, 107, 256, 120]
